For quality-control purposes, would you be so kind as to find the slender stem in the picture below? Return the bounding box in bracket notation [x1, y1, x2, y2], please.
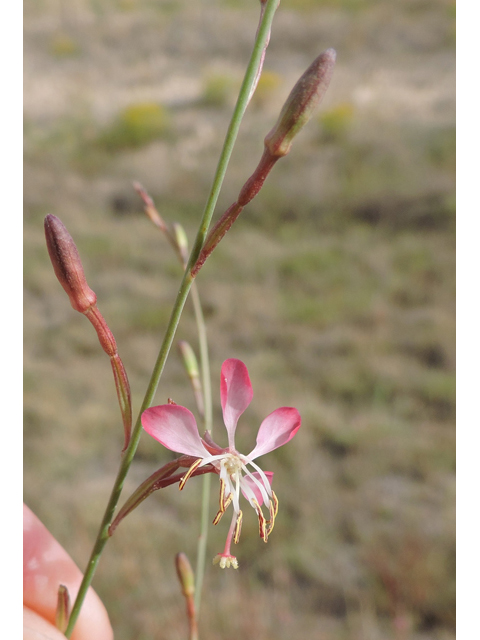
[65, 272, 194, 637]
[194, 473, 212, 613]
[190, 282, 213, 612]
[187, 0, 280, 265]
[64, 2, 280, 634]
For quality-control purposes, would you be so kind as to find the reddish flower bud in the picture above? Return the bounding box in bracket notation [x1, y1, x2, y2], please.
[264, 48, 336, 158]
[44, 214, 97, 314]
[44, 214, 132, 451]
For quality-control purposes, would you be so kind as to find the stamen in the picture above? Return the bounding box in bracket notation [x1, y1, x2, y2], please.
[233, 510, 243, 544]
[271, 490, 279, 518]
[219, 478, 226, 510]
[212, 493, 232, 525]
[178, 458, 202, 490]
[266, 492, 278, 535]
[212, 509, 224, 525]
[252, 499, 268, 542]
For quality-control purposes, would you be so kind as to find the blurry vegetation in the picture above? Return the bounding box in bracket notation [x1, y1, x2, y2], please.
[318, 102, 355, 142]
[250, 70, 283, 108]
[96, 102, 171, 152]
[24, 0, 455, 638]
[49, 33, 80, 57]
[201, 73, 239, 107]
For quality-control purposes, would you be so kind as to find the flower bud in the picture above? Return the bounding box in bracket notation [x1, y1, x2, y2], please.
[134, 181, 168, 232]
[178, 341, 199, 381]
[44, 214, 97, 313]
[55, 584, 70, 633]
[172, 223, 189, 264]
[264, 48, 336, 158]
[178, 341, 204, 416]
[175, 552, 195, 598]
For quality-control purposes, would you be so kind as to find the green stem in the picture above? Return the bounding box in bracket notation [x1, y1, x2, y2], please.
[64, 2, 280, 635]
[187, 0, 280, 264]
[65, 272, 194, 637]
[194, 472, 212, 614]
[191, 283, 212, 614]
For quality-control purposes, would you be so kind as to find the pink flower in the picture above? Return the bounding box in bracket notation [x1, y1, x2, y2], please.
[142, 358, 301, 569]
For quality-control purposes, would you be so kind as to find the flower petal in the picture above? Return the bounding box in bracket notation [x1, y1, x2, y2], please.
[241, 472, 273, 507]
[220, 359, 253, 449]
[247, 407, 301, 460]
[142, 405, 209, 458]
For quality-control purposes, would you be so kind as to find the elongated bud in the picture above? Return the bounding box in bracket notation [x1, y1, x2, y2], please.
[178, 340, 199, 379]
[172, 223, 189, 265]
[178, 341, 205, 417]
[264, 48, 336, 157]
[175, 553, 198, 640]
[44, 215, 97, 313]
[175, 552, 195, 598]
[55, 584, 70, 633]
[134, 181, 168, 232]
[44, 214, 132, 451]
[191, 49, 336, 278]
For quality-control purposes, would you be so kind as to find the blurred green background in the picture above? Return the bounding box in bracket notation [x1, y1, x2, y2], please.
[24, 0, 455, 638]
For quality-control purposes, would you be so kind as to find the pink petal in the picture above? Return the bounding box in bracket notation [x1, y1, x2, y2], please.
[241, 472, 273, 506]
[220, 359, 253, 449]
[142, 405, 209, 458]
[247, 407, 301, 460]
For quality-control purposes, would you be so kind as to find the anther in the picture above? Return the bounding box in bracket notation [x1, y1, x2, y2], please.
[179, 458, 202, 491]
[233, 510, 243, 544]
[266, 491, 279, 536]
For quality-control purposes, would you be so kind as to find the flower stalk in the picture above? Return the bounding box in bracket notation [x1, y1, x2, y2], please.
[191, 48, 336, 276]
[44, 214, 132, 451]
[63, 2, 280, 635]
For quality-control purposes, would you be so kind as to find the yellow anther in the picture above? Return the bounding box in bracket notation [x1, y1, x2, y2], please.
[223, 492, 233, 511]
[258, 510, 267, 542]
[251, 499, 268, 542]
[271, 491, 279, 518]
[212, 509, 225, 525]
[233, 510, 243, 544]
[179, 458, 202, 491]
[218, 478, 226, 507]
[266, 491, 279, 536]
[219, 478, 234, 512]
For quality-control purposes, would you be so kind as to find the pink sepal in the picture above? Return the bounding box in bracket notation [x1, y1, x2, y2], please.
[141, 405, 209, 458]
[247, 407, 301, 460]
[220, 359, 253, 449]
